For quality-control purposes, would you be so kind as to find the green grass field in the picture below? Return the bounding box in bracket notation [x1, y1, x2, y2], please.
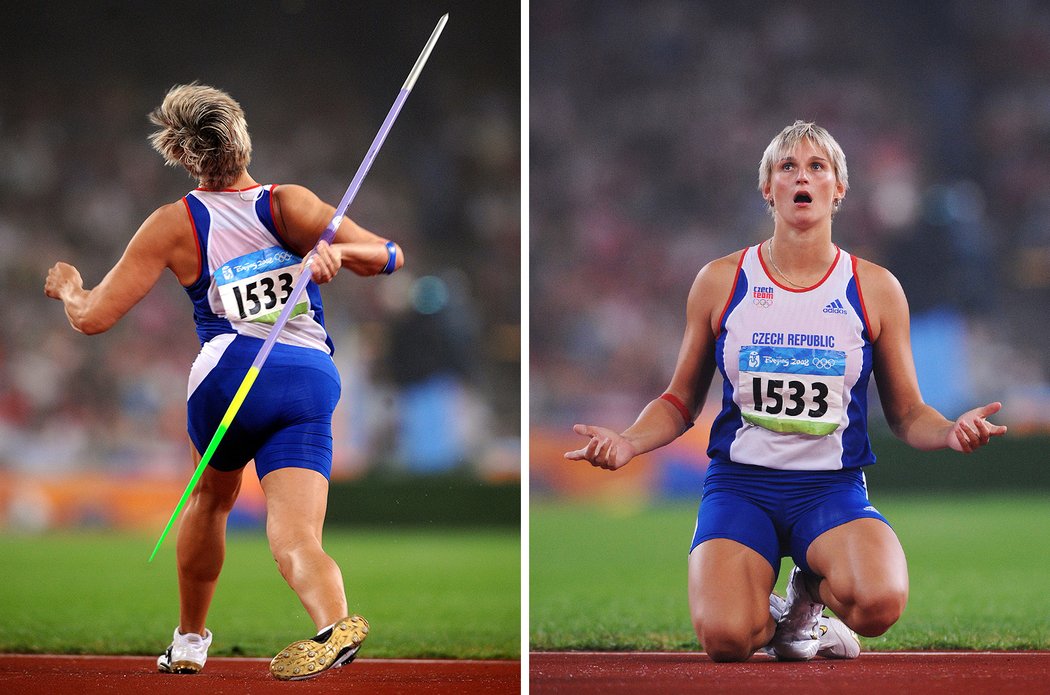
[0, 527, 519, 659]
[531, 494, 1050, 651]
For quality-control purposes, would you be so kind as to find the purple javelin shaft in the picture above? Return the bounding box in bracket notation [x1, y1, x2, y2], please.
[249, 86, 412, 371]
[250, 13, 448, 370]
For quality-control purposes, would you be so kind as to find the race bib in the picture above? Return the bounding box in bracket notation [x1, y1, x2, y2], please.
[215, 246, 308, 324]
[737, 345, 845, 436]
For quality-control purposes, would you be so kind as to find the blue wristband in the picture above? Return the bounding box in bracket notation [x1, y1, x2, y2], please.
[381, 241, 397, 275]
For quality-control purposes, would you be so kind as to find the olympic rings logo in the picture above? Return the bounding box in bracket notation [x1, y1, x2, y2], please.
[753, 298, 773, 308]
[812, 357, 836, 370]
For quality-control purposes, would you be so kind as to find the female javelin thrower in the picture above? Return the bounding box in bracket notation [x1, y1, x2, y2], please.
[565, 121, 1006, 662]
[44, 84, 401, 679]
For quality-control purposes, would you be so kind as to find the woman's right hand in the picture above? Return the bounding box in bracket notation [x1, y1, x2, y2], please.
[564, 424, 638, 471]
[305, 240, 342, 284]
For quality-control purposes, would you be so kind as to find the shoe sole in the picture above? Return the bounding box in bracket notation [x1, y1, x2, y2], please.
[158, 660, 204, 674]
[270, 615, 369, 681]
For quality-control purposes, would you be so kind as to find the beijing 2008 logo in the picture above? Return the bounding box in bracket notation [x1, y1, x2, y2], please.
[753, 286, 774, 308]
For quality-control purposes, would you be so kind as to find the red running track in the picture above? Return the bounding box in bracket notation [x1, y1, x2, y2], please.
[8, 651, 1050, 694]
[530, 651, 1050, 694]
[0, 655, 520, 695]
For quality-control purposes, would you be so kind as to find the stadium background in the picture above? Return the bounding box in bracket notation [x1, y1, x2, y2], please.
[530, 0, 1050, 502]
[0, 1, 520, 532]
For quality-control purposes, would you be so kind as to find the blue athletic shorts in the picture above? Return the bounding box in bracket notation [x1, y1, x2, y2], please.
[690, 460, 890, 578]
[187, 335, 341, 481]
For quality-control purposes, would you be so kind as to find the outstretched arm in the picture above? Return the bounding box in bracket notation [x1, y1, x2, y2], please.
[863, 260, 1007, 452]
[44, 203, 184, 334]
[272, 184, 404, 281]
[565, 253, 737, 470]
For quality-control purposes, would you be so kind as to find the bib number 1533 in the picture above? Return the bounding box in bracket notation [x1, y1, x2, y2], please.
[215, 247, 307, 324]
[737, 346, 845, 436]
[228, 272, 294, 319]
[751, 377, 829, 418]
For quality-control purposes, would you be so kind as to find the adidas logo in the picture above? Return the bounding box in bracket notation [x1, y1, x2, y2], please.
[822, 298, 848, 315]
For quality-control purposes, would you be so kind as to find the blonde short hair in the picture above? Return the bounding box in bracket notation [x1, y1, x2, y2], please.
[758, 121, 848, 215]
[148, 83, 251, 189]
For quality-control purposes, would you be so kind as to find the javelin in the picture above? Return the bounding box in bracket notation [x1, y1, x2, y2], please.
[149, 13, 449, 562]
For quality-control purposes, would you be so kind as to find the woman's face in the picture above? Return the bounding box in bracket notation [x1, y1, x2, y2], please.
[764, 138, 845, 228]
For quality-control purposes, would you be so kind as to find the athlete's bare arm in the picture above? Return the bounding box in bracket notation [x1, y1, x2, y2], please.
[44, 202, 195, 334]
[271, 184, 403, 281]
[565, 251, 740, 470]
[860, 259, 1006, 453]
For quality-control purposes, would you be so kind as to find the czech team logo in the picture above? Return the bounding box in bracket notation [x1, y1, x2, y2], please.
[753, 286, 774, 308]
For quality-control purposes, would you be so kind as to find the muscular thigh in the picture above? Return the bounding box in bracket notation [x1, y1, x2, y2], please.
[806, 517, 908, 594]
[688, 539, 775, 631]
[261, 467, 331, 544]
[689, 468, 781, 629]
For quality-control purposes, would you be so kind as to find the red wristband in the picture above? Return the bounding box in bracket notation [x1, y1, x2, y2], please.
[659, 393, 694, 429]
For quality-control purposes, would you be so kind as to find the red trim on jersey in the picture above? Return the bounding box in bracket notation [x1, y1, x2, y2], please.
[194, 184, 264, 193]
[660, 393, 693, 425]
[181, 196, 203, 285]
[715, 248, 748, 331]
[759, 241, 841, 293]
[851, 253, 874, 339]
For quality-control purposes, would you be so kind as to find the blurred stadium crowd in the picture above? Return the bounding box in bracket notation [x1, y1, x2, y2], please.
[531, 0, 1050, 448]
[0, 2, 520, 500]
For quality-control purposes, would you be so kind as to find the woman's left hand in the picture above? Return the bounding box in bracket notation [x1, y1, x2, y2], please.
[948, 402, 1008, 453]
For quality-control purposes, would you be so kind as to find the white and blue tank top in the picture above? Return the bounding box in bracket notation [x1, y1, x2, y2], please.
[708, 243, 875, 471]
[181, 185, 333, 355]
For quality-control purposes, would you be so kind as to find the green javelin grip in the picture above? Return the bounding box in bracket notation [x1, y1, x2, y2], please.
[148, 13, 449, 562]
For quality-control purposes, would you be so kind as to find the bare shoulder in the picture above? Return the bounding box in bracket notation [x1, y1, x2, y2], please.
[147, 199, 189, 224]
[128, 200, 197, 284]
[852, 255, 908, 341]
[135, 200, 192, 243]
[694, 249, 745, 289]
[853, 256, 905, 303]
[270, 184, 331, 254]
[272, 183, 323, 210]
[688, 248, 746, 330]
[692, 250, 743, 300]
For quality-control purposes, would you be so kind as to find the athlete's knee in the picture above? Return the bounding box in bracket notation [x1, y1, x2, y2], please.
[700, 626, 756, 662]
[694, 613, 764, 663]
[834, 578, 908, 637]
[268, 529, 323, 575]
[850, 585, 907, 637]
[190, 477, 240, 514]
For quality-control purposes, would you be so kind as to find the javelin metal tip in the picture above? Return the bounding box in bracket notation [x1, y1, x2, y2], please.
[403, 14, 449, 92]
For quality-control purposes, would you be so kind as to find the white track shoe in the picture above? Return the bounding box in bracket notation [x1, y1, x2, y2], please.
[817, 615, 861, 659]
[769, 567, 823, 661]
[157, 627, 212, 674]
[765, 568, 862, 660]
